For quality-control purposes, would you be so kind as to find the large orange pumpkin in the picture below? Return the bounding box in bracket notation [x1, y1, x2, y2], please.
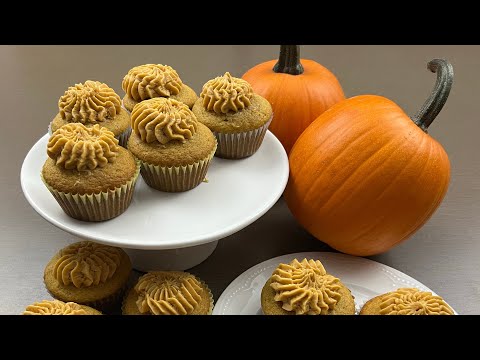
[284, 59, 453, 256]
[242, 45, 344, 154]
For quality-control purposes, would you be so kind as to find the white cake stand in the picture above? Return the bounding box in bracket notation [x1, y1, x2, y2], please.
[21, 131, 289, 271]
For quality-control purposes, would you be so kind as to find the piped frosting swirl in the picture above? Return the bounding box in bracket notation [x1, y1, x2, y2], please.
[23, 300, 88, 315]
[270, 258, 342, 315]
[200, 72, 253, 114]
[122, 64, 183, 101]
[47, 123, 119, 171]
[379, 288, 454, 315]
[131, 98, 198, 144]
[135, 272, 203, 315]
[53, 241, 122, 288]
[59, 80, 122, 123]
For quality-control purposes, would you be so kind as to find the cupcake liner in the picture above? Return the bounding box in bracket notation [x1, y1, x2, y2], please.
[213, 115, 273, 159]
[41, 161, 140, 222]
[136, 142, 217, 193]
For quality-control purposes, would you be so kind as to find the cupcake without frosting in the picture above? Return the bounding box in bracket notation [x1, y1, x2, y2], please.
[127, 97, 216, 192]
[23, 299, 102, 315]
[50, 80, 132, 147]
[42, 123, 140, 222]
[360, 288, 454, 315]
[192, 72, 273, 159]
[261, 258, 356, 315]
[44, 241, 132, 312]
[122, 271, 213, 315]
[122, 64, 197, 111]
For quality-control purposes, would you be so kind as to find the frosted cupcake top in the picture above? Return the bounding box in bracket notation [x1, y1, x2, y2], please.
[122, 64, 183, 101]
[23, 300, 88, 315]
[200, 72, 253, 114]
[131, 98, 198, 144]
[59, 80, 122, 123]
[47, 123, 119, 171]
[379, 288, 454, 315]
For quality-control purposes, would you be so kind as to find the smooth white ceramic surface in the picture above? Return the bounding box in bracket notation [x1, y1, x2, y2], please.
[20, 131, 289, 250]
[213, 252, 458, 315]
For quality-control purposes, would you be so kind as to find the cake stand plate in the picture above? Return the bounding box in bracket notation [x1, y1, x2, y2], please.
[21, 131, 289, 271]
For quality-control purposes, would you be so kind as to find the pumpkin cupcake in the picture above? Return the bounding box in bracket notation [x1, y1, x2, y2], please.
[42, 123, 140, 222]
[261, 258, 355, 315]
[49, 80, 131, 147]
[122, 271, 214, 315]
[44, 241, 132, 312]
[360, 288, 454, 315]
[122, 64, 197, 112]
[192, 72, 273, 159]
[127, 98, 216, 192]
[23, 299, 102, 315]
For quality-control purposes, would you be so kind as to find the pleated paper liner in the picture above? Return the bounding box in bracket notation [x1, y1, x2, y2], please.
[137, 141, 217, 193]
[213, 115, 273, 159]
[41, 161, 140, 222]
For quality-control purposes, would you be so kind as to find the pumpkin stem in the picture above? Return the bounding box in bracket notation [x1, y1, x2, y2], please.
[273, 45, 304, 75]
[413, 59, 454, 131]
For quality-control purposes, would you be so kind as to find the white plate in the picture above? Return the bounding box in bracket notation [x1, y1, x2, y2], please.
[213, 252, 457, 315]
[20, 131, 289, 250]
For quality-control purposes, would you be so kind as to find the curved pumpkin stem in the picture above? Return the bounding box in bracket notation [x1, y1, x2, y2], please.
[413, 59, 454, 131]
[273, 45, 304, 75]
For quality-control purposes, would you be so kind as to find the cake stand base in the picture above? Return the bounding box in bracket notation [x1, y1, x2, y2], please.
[122, 241, 219, 272]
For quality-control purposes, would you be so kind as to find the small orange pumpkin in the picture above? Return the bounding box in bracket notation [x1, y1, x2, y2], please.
[242, 45, 344, 154]
[284, 59, 453, 256]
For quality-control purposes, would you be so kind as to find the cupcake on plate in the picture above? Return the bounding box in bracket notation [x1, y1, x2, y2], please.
[42, 123, 140, 222]
[50, 80, 131, 147]
[23, 299, 102, 315]
[192, 72, 273, 159]
[122, 271, 214, 315]
[360, 288, 454, 315]
[44, 241, 132, 312]
[127, 98, 216, 192]
[261, 258, 356, 315]
[122, 64, 197, 112]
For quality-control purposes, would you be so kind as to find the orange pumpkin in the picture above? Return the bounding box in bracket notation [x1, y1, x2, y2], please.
[242, 45, 344, 154]
[284, 59, 453, 256]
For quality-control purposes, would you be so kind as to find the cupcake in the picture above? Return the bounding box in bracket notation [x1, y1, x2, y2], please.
[192, 72, 273, 159]
[360, 288, 454, 315]
[121, 64, 197, 112]
[49, 80, 131, 147]
[23, 299, 102, 315]
[44, 241, 132, 312]
[127, 98, 216, 192]
[122, 271, 214, 315]
[42, 123, 140, 222]
[261, 258, 356, 315]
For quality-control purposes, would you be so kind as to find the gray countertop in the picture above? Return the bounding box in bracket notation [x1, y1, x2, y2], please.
[1, 45, 479, 315]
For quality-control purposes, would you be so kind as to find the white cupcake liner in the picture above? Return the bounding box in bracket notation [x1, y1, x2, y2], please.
[213, 115, 273, 159]
[136, 142, 217, 193]
[41, 162, 140, 222]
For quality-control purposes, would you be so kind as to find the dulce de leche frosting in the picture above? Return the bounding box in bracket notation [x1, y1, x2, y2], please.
[59, 80, 122, 123]
[131, 98, 198, 144]
[200, 72, 253, 114]
[47, 123, 119, 171]
[122, 64, 183, 101]
[270, 258, 342, 315]
[379, 288, 454, 315]
[23, 300, 88, 315]
[135, 272, 203, 315]
[53, 241, 122, 288]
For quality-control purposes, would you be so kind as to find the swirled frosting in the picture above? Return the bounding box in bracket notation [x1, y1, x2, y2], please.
[200, 72, 253, 114]
[47, 123, 119, 171]
[23, 300, 88, 315]
[135, 272, 203, 315]
[379, 288, 454, 315]
[131, 98, 198, 144]
[270, 258, 342, 315]
[53, 241, 122, 288]
[122, 64, 183, 101]
[59, 80, 122, 123]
